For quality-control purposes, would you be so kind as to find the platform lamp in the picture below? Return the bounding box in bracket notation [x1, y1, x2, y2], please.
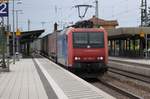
[12, 0, 22, 64]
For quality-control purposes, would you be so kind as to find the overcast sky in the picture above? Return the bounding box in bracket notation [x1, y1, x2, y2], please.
[9, 0, 149, 33]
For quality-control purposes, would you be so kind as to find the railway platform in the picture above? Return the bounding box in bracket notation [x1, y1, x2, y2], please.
[0, 58, 48, 99]
[0, 56, 115, 99]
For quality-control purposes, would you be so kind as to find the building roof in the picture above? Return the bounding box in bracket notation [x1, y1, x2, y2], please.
[107, 27, 150, 40]
[10, 29, 45, 44]
[89, 16, 119, 26]
[107, 27, 150, 36]
[20, 29, 45, 44]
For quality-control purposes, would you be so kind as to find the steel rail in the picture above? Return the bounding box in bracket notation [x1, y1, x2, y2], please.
[98, 79, 143, 99]
[109, 59, 150, 68]
[108, 67, 150, 83]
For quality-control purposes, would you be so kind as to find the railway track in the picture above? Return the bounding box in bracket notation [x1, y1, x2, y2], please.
[108, 59, 150, 83]
[102, 60, 150, 99]
[108, 67, 150, 83]
[109, 59, 150, 69]
[97, 79, 143, 99]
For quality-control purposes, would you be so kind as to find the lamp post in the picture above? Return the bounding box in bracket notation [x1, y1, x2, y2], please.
[41, 21, 46, 28]
[95, 0, 99, 18]
[12, 0, 15, 64]
[16, 10, 22, 31]
[16, 9, 22, 61]
[12, 0, 22, 64]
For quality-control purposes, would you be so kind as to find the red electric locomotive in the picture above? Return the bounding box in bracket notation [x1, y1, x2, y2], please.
[56, 27, 108, 77]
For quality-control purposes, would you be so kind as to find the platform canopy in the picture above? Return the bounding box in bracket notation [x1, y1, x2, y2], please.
[107, 27, 150, 40]
[14, 29, 44, 44]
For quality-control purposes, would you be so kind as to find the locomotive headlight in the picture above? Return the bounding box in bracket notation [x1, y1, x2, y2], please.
[75, 57, 80, 60]
[100, 57, 103, 60]
[75, 57, 78, 60]
[97, 57, 103, 60]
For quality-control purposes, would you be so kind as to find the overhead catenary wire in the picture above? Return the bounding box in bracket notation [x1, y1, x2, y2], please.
[54, 0, 141, 28]
[9, 0, 144, 32]
[101, 0, 140, 24]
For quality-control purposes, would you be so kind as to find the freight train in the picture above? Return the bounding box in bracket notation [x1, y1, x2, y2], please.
[32, 21, 108, 78]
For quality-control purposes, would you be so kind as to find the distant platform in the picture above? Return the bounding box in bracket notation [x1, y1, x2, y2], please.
[109, 56, 150, 65]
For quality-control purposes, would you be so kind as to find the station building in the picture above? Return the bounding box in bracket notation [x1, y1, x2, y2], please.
[89, 16, 118, 29]
[88, 16, 150, 58]
[107, 27, 150, 58]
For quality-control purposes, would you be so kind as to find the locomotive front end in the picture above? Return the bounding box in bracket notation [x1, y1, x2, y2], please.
[67, 28, 108, 77]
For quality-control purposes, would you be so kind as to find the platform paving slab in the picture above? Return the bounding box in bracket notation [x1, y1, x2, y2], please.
[0, 58, 48, 99]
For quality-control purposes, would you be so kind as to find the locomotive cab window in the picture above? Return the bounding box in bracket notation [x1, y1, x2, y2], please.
[89, 32, 104, 48]
[73, 32, 104, 48]
[73, 32, 88, 44]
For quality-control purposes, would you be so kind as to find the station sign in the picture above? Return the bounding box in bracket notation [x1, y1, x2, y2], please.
[140, 31, 145, 38]
[0, 0, 8, 17]
[16, 28, 21, 36]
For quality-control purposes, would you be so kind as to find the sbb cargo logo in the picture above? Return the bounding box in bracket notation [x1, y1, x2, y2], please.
[0, 0, 8, 17]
